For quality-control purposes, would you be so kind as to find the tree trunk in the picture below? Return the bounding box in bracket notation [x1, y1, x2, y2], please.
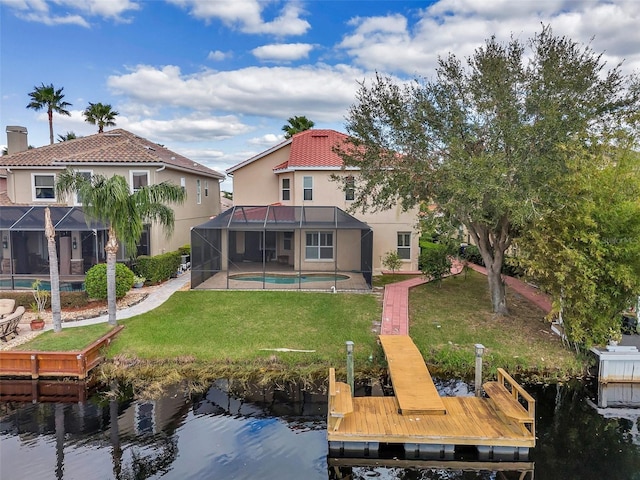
[105, 227, 119, 326]
[48, 109, 54, 145]
[486, 265, 508, 315]
[467, 221, 510, 315]
[45, 207, 62, 332]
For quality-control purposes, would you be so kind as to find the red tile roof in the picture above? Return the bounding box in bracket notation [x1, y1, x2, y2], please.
[0, 129, 223, 179]
[277, 129, 349, 171]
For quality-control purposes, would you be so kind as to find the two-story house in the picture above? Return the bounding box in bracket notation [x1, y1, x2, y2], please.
[190, 129, 420, 290]
[0, 126, 223, 290]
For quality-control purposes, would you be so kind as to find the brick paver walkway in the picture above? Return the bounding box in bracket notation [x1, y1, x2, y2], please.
[380, 261, 552, 336]
[380, 261, 463, 335]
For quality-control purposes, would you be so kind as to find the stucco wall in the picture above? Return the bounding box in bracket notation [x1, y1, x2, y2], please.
[5, 166, 221, 257]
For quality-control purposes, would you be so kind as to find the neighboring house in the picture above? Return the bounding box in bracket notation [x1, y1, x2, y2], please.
[227, 129, 421, 273]
[0, 126, 223, 289]
[190, 129, 420, 290]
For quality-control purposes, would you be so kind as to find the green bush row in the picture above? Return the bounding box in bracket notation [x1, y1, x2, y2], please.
[460, 244, 524, 277]
[136, 251, 182, 284]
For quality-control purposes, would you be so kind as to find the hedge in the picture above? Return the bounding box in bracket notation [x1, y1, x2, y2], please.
[136, 251, 181, 284]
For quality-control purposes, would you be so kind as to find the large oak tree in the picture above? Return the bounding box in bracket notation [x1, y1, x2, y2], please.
[336, 27, 639, 315]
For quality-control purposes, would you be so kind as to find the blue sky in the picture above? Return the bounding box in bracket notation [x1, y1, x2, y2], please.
[1, 1, 638, 192]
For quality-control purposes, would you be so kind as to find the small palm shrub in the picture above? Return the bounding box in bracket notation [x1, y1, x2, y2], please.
[85, 263, 134, 300]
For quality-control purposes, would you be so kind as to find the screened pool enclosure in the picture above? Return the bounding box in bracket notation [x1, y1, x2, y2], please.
[191, 206, 373, 290]
[0, 206, 109, 291]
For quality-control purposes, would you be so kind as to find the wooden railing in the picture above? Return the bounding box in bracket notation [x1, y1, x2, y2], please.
[0, 326, 123, 379]
[483, 367, 535, 437]
[328, 367, 353, 432]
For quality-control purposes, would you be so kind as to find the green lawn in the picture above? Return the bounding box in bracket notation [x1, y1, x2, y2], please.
[409, 270, 586, 379]
[20, 270, 585, 383]
[108, 291, 381, 367]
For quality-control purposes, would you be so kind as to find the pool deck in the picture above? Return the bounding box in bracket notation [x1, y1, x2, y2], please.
[194, 269, 370, 291]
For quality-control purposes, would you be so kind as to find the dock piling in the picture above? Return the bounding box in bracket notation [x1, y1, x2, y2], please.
[475, 344, 485, 397]
[346, 341, 354, 395]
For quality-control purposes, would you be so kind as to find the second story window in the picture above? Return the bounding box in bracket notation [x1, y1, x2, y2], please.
[303, 176, 313, 201]
[282, 178, 290, 201]
[32, 173, 55, 200]
[130, 171, 149, 192]
[180, 177, 186, 192]
[196, 179, 202, 204]
[204, 180, 209, 197]
[345, 176, 355, 201]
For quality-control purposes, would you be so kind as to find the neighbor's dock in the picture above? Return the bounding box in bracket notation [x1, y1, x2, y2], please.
[328, 335, 536, 460]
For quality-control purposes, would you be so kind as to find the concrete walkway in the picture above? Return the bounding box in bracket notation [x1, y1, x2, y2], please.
[52, 273, 191, 329]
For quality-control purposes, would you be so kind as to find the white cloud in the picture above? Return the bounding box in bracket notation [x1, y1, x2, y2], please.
[338, 0, 640, 77]
[252, 43, 313, 62]
[123, 115, 252, 142]
[107, 63, 366, 122]
[207, 50, 230, 61]
[166, 0, 310, 36]
[1, 0, 140, 26]
[248, 133, 284, 147]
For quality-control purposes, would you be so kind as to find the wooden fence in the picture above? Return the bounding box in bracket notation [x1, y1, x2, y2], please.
[0, 326, 124, 379]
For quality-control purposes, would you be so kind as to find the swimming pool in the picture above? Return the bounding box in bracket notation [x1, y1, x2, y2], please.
[0, 279, 85, 291]
[229, 273, 349, 284]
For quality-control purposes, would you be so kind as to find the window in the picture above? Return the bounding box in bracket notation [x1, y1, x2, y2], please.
[305, 231, 333, 260]
[204, 180, 209, 197]
[130, 171, 149, 192]
[33, 174, 55, 200]
[345, 176, 355, 201]
[397, 232, 411, 260]
[196, 179, 202, 204]
[303, 176, 313, 201]
[282, 178, 290, 201]
[180, 177, 186, 192]
[283, 231, 292, 251]
[75, 171, 92, 205]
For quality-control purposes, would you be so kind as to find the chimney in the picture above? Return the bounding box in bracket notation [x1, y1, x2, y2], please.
[6, 126, 28, 154]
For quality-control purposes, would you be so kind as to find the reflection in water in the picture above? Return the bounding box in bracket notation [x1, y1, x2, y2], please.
[1, 378, 639, 479]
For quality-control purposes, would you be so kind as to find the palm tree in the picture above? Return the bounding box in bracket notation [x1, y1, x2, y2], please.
[281, 115, 315, 139]
[57, 131, 77, 142]
[26, 83, 72, 145]
[56, 170, 186, 325]
[45, 207, 62, 332]
[83, 102, 119, 133]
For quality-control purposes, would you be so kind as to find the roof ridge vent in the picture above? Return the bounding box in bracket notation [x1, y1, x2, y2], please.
[103, 133, 121, 137]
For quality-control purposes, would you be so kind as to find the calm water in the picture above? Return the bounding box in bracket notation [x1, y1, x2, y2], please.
[1, 378, 639, 480]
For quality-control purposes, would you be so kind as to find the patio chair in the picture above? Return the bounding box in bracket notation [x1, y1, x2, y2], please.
[0, 305, 25, 342]
[0, 298, 16, 318]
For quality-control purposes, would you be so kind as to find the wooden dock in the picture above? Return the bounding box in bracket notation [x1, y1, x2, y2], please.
[328, 335, 535, 460]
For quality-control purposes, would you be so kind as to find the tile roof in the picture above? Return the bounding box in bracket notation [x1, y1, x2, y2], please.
[227, 129, 354, 174]
[289, 129, 349, 167]
[276, 129, 349, 171]
[0, 129, 224, 179]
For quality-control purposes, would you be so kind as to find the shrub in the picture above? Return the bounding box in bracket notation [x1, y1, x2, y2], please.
[136, 251, 181, 284]
[419, 242, 451, 285]
[382, 251, 403, 273]
[178, 244, 191, 256]
[461, 244, 484, 266]
[85, 263, 134, 300]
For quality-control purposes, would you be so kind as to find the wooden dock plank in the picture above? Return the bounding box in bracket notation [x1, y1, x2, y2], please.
[379, 335, 446, 415]
[329, 396, 535, 448]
